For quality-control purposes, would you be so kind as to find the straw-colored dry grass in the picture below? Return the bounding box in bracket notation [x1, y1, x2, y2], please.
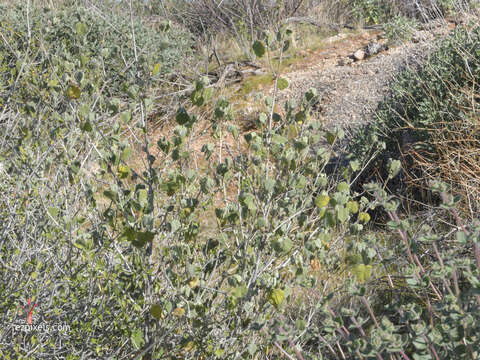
[401, 86, 480, 214]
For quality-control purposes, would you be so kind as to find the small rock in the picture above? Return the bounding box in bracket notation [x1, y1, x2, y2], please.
[353, 49, 365, 61]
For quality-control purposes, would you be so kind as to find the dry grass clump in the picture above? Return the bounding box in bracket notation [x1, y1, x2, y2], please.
[403, 93, 480, 213]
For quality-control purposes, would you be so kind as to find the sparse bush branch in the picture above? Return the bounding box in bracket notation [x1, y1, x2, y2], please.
[440, 191, 480, 284]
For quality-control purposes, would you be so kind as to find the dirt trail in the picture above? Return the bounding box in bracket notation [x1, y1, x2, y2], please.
[258, 21, 458, 132]
[150, 20, 459, 163]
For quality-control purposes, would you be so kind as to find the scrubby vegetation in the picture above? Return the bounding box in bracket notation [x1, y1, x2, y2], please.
[1, 1, 480, 359]
[351, 22, 480, 214]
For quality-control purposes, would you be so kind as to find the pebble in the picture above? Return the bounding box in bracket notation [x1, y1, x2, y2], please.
[353, 49, 365, 61]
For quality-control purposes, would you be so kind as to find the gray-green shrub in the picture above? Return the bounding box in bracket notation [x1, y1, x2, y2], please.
[1, 2, 480, 360]
[350, 22, 480, 210]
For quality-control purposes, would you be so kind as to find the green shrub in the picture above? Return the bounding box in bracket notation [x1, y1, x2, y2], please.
[353, 0, 392, 24]
[1, 3, 480, 359]
[352, 0, 473, 25]
[0, 3, 192, 107]
[0, 3, 193, 358]
[350, 23, 480, 208]
[383, 16, 418, 44]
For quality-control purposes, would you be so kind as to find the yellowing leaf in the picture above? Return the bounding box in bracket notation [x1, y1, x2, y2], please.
[353, 264, 373, 283]
[365, 265, 372, 281]
[288, 124, 298, 139]
[358, 212, 371, 223]
[346, 201, 359, 214]
[189, 278, 199, 289]
[47, 79, 59, 88]
[268, 288, 284, 308]
[183, 341, 196, 352]
[172, 307, 185, 317]
[152, 63, 162, 76]
[66, 85, 81, 99]
[214, 348, 224, 356]
[315, 194, 330, 208]
[118, 164, 130, 179]
[353, 264, 366, 282]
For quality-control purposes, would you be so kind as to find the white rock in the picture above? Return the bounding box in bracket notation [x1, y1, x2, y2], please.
[353, 49, 365, 61]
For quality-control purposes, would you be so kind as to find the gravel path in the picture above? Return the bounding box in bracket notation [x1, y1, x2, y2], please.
[276, 22, 457, 132]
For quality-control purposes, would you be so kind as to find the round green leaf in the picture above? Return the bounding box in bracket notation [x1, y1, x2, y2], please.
[326, 131, 336, 145]
[176, 107, 190, 125]
[150, 304, 163, 320]
[350, 160, 360, 172]
[277, 77, 289, 90]
[337, 206, 349, 223]
[75, 22, 87, 36]
[81, 121, 92, 132]
[232, 285, 248, 299]
[337, 181, 350, 192]
[253, 40, 266, 58]
[48, 207, 59, 218]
